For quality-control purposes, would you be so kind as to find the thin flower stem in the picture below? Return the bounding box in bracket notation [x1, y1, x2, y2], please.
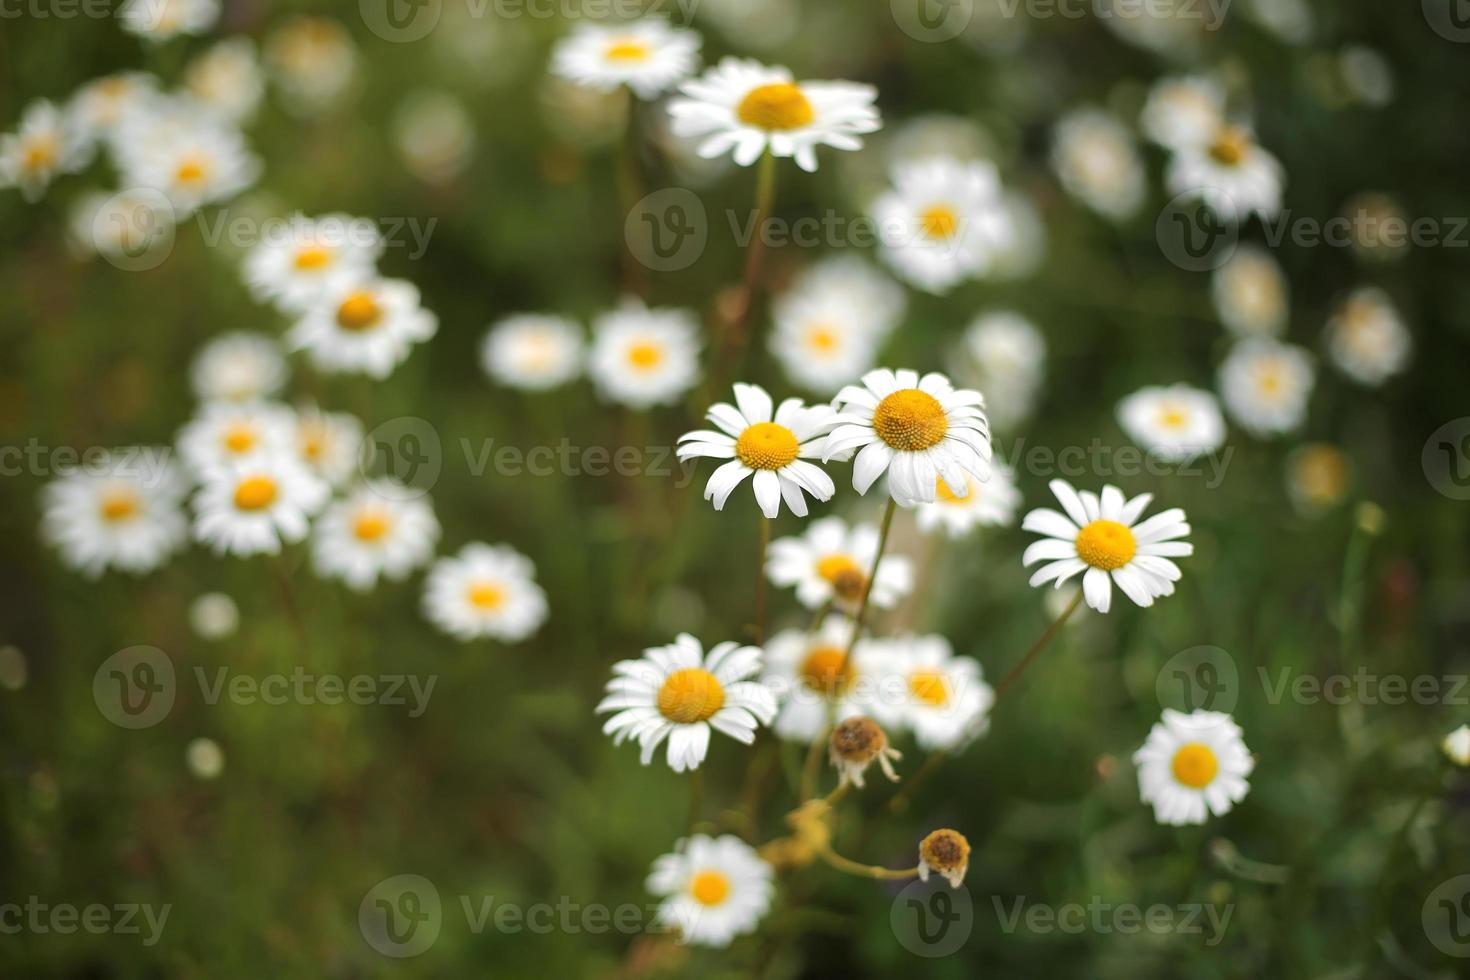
[799, 723, 829, 801]
[836, 497, 898, 678]
[616, 90, 648, 298]
[688, 766, 703, 833]
[706, 149, 777, 401]
[993, 589, 1084, 702]
[754, 515, 772, 644]
[814, 841, 919, 881]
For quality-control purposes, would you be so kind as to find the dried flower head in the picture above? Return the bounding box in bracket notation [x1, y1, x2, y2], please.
[917, 828, 971, 889]
[828, 716, 902, 789]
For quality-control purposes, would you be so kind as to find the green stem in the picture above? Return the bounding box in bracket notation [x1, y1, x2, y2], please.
[754, 515, 771, 644]
[993, 590, 1083, 702]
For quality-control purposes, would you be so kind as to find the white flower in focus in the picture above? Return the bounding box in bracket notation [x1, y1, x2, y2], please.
[872, 156, 1013, 294]
[1, 100, 93, 202]
[1051, 109, 1145, 221]
[243, 213, 383, 313]
[766, 516, 913, 614]
[1134, 709, 1254, 825]
[311, 481, 440, 591]
[289, 277, 438, 379]
[761, 616, 884, 742]
[647, 835, 773, 947]
[422, 543, 548, 642]
[1116, 384, 1226, 462]
[41, 450, 187, 577]
[550, 18, 701, 99]
[1166, 124, 1285, 221]
[587, 298, 701, 408]
[190, 332, 287, 403]
[1212, 245, 1288, 337]
[480, 314, 584, 391]
[1325, 287, 1411, 386]
[914, 462, 1021, 538]
[177, 401, 296, 474]
[872, 635, 993, 751]
[184, 38, 265, 124]
[1140, 76, 1226, 151]
[192, 457, 329, 557]
[1218, 339, 1315, 437]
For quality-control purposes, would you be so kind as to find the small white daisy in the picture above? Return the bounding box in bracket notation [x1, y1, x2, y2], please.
[1022, 480, 1192, 614]
[1, 100, 92, 202]
[1051, 108, 1146, 221]
[41, 450, 187, 577]
[550, 18, 701, 99]
[667, 57, 880, 173]
[767, 257, 903, 395]
[597, 633, 777, 772]
[264, 16, 359, 115]
[311, 481, 440, 591]
[176, 400, 296, 474]
[872, 635, 994, 752]
[243, 213, 383, 313]
[289, 276, 438, 379]
[1324, 287, 1411, 386]
[1442, 724, 1470, 767]
[914, 462, 1021, 538]
[66, 187, 175, 261]
[1218, 339, 1315, 437]
[872, 156, 1013, 294]
[956, 311, 1046, 431]
[587, 297, 701, 408]
[823, 368, 993, 508]
[765, 515, 913, 614]
[422, 543, 548, 642]
[647, 834, 774, 948]
[761, 616, 884, 742]
[1116, 384, 1226, 462]
[189, 592, 239, 640]
[1166, 123, 1285, 221]
[293, 403, 363, 487]
[190, 332, 288, 403]
[112, 103, 260, 217]
[480, 313, 584, 391]
[69, 73, 160, 137]
[1140, 75, 1226, 151]
[1134, 709, 1254, 826]
[1286, 443, 1350, 514]
[183, 37, 265, 124]
[117, 0, 219, 42]
[392, 91, 476, 184]
[1212, 245, 1288, 338]
[192, 457, 329, 557]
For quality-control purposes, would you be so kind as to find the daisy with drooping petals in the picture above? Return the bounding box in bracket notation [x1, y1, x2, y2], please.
[1, 100, 92, 202]
[117, 0, 219, 42]
[823, 369, 993, 508]
[293, 403, 363, 487]
[41, 449, 187, 577]
[192, 457, 329, 557]
[190, 332, 288, 403]
[1324, 286, 1411, 386]
[243, 213, 383, 312]
[176, 400, 296, 474]
[480, 313, 584, 391]
[311, 481, 440, 591]
[550, 18, 701, 99]
[587, 297, 701, 408]
[1166, 124, 1284, 221]
[289, 276, 438, 379]
[873, 635, 994, 752]
[1212, 245, 1287, 338]
[1140, 75, 1226, 151]
[667, 57, 880, 172]
[914, 462, 1021, 538]
[872, 156, 1013, 294]
[1116, 384, 1226, 462]
[1022, 480, 1192, 614]
[1218, 339, 1315, 437]
[761, 616, 884, 742]
[676, 383, 834, 519]
[422, 543, 548, 642]
[597, 634, 778, 772]
[647, 834, 774, 947]
[112, 102, 260, 217]
[1050, 109, 1146, 221]
[1134, 709, 1254, 826]
[828, 716, 902, 789]
[917, 829, 971, 889]
[765, 516, 913, 614]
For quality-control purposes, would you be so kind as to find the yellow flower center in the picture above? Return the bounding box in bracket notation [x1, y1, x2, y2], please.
[1157, 406, 1189, 430]
[23, 138, 58, 173]
[908, 670, 950, 706]
[656, 668, 726, 724]
[223, 424, 258, 454]
[872, 389, 948, 451]
[1295, 445, 1347, 504]
[467, 582, 504, 610]
[293, 245, 334, 270]
[736, 82, 815, 131]
[807, 324, 839, 353]
[816, 554, 867, 602]
[1208, 127, 1249, 167]
[936, 477, 970, 504]
[300, 425, 325, 460]
[336, 291, 382, 331]
[735, 422, 799, 471]
[920, 204, 960, 241]
[800, 646, 854, 696]
[604, 39, 650, 62]
[99, 492, 140, 523]
[233, 476, 278, 511]
[626, 341, 663, 370]
[1255, 363, 1284, 396]
[174, 157, 209, 185]
[1074, 519, 1137, 571]
[1170, 742, 1219, 789]
[353, 511, 391, 542]
[689, 869, 731, 906]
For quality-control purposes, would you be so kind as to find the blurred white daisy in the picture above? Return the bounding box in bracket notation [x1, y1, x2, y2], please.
[41, 450, 187, 577]
[70, 73, 160, 137]
[1166, 124, 1284, 221]
[311, 481, 440, 591]
[550, 18, 701, 99]
[66, 187, 175, 262]
[798, 255, 907, 330]
[1211, 245, 1288, 337]
[647, 834, 773, 947]
[1116, 384, 1226, 462]
[422, 543, 548, 642]
[767, 257, 903, 395]
[392, 91, 476, 184]
[1442, 724, 1470, 767]
[1140, 76, 1226, 151]
[1218, 339, 1315, 437]
[667, 57, 880, 172]
[1051, 109, 1145, 221]
[293, 403, 363, 487]
[1134, 709, 1254, 826]
[872, 635, 993, 752]
[872, 156, 1012, 294]
[1022, 480, 1192, 614]
[264, 16, 359, 115]
[289, 276, 438, 379]
[956, 311, 1046, 431]
[597, 633, 777, 772]
[177, 400, 296, 474]
[190, 332, 287, 403]
[192, 457, 329, 557]
[189, 592, 239, 640]
[112, 104, 260, 217]
[761, 616, 885, 742]
[1, 100, 92, 202]
[587, 297, 701, 408]
[184, 38, 265, 124]
[914, 462, 1021, 538]
[1325, 287, 1411, 386]
[480, 313, 584, 391]
[766, 515, 913, 614]
[117, 0, 219, 42]
[1286, 443, 1350, 514]
[243, 213, 383, 313]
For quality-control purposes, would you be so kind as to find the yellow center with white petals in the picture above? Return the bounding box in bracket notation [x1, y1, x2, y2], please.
[23, 138, 58, 173]
[466, 582, 504, 610]
[908, 669, 950, 706]
[689, 870, 731, 906]
[626, 342, 663, 370]
[99, 492, 140, 523]
[816, 554, 867, 602]
[336, 291, 382, 331]
[353, 511, 391, 542]
[1170, 742, 1219, 788]
[223, 424, 258, 454]
[604, 39, 650, 62]
[1208, 127, 1249, 167]
[1157, 406, 1189, 430]
[920, 204, 960, 241]
[1074, 519, 1136, 571]
[1255, 362, 1285, 397]
[656, 668, 726, 724]
[293, 245, 334, 270]
[736, 83, 814, 131]
[735, 422, 799, 471]
[174, 157, 209, 185]
[872, 389, 948, 451]
[800, 646, 854, 697]
[233, 476, 278, 511]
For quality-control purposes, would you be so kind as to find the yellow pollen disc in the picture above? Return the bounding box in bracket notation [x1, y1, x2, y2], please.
[174, 158, 208, 184]
[920, 204, 960, 240]
[1074, 519, 1137, 571]
[605, 40, 650, 62]
[816, 554, 867, 601]
[223, 425, 258, 454]
[336, 291, 382, 331]
[23, 139, 58, 173]
[626, 342, 663, 370]
[689, 870, 731, 906]
[300, 426, 325, 460]
[736, 82, 815, 131]
[1157, 406, 1189, 430]
[233, 476, 278, 511]
[1296, 446, 1347, 503]
[353, 511, 391, 542]
[1171, 742, 1219, 788]
[908, 670, 950, 706]
[735, 422, 799, 471]
[1208, 128, 1249, 167]
[1255, 364, 1284, 396]
[872, 389, 948, 452]
[656, 668, 726, 724]
[466, 582, 504, 610]
[936, 477, 970, 504]
[99, 493, 140, 522]
[293, 245, 334, 270]
[800, 646, 854, 696]
[807, 324, 839, 353]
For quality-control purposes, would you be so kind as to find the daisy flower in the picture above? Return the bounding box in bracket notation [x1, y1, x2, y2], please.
[289, 276, 439, 379]
[587, 297, 701, 408]
[70, 73, 160, 137]
[1286, 443, 1350, 513]
[761, 616, 885, 742]
[1116, 384, 1226, 462]
[1211, 245, 1288, 338]
[293, 403, 363, 487]
[1324, 287, 1411, 386]
[112, 104, 260, 217]
[422, 543, 548, 642]
[1050, 109, 1146, 221]
[176, 401, 296, 474]
[767, 257, 903, 395]
[798, 255, 907, 331]
[957, 311, 1046, 431]
[914, 462, 1021, 538]
[596, 633, 777, 772]
[872, 156, 1013, 294]
[1218, 339, 1315, 437]
[243, 213, 383, 313]
[1022, 480, 1192, 614]
[480, 313, 584, 391]
[667, 57, 880, 173]
[872, 635, 994, 752]
[41, 450, 187, 577]
[189, 592, 239, 640]
[765, 515, 913, 614]
[1133, 709, 1254, 826]
[1443, 725, 1470, 767]
[66, 188, 173, 262]
[823, 368, 993, 508]
[392, 91, 476, 185]
[1, 100, 92, 202]
[264, 16, 359, 115]
[192, 457, 329, 557]
[184, 38, 265, 124]
[117, 0, 220, 42]
[828, 716, 902, 789]
[1166, 123, 1285, 221]
[190, 332, 288, 403]
[917, 829, 971, 889]
[647, 835, 773, 947]
[676, 383, 834, 519]
[1140, 75, 1226, 151]
[550, 18, 701, 99]
[311, 481, 440, 591]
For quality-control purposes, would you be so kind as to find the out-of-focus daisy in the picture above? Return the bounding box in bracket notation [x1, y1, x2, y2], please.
[1286, 443, 1349, 513]
[1442, 725, 1470, 767]
[117, 0, 219, 42]
[1134, 709, 1254, 826]
[190, 332, 287, 403]
[1022, 480, 1192, 614]
[872, 635, 993, 751]
[1116, 384, 1226, 462]
[184, 38, 265, 124]
[956, 311, 1046, 430]
[1051, 109, 1145, 221]
[798, 255, 907, 330]
[1241, 0, 1312, 43]
[289, 276, 438, 379]
[872, 157, 1012, 294]
[192, 457, 329, 557]
[597, 633, 777, 772]
[264, 16, 359, 115]
[914, 462, 1021, 538]
[480, 313, 583, 391]
[41, 450, 187, 577]
[1, 100, 92, 202]
[422, 543, 548, 642]
[293, 404, 363, 487]
[189, 592, 239, 640]
[66, 187, 175, 262]
[243, 213, 383, 312]
[550, 18, 701, 99]
[766, 516, 913, 614]
[1339, 46, 1395, 108]
[587, 297, 700, 408]
[1167, 124, 1284, 221]
[761, 616, 884, 742]
[647, 835, 773, 947]
[767, 257, 903, 395]
[823, 369, 992, 507]
[1218, 339, 1315, 437]
[392, 91, 476, 184]
[1140, 76, 1226, 151]
[1325, 287, 1411, 386]
[828, 716, 902, 789]
[311, 481, 440, 591]
[1212, 245, 1287, 337]
[70, 73, 159, 137]
[113, 104, 260, 217]
[676, 383, 834, 519]
[667, 57, 880, 172]
[540, 75, 627, 147]
[1342, 191, 1409, 265]
[177, 400, 295, 474]
[917, 828, 971, 889]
